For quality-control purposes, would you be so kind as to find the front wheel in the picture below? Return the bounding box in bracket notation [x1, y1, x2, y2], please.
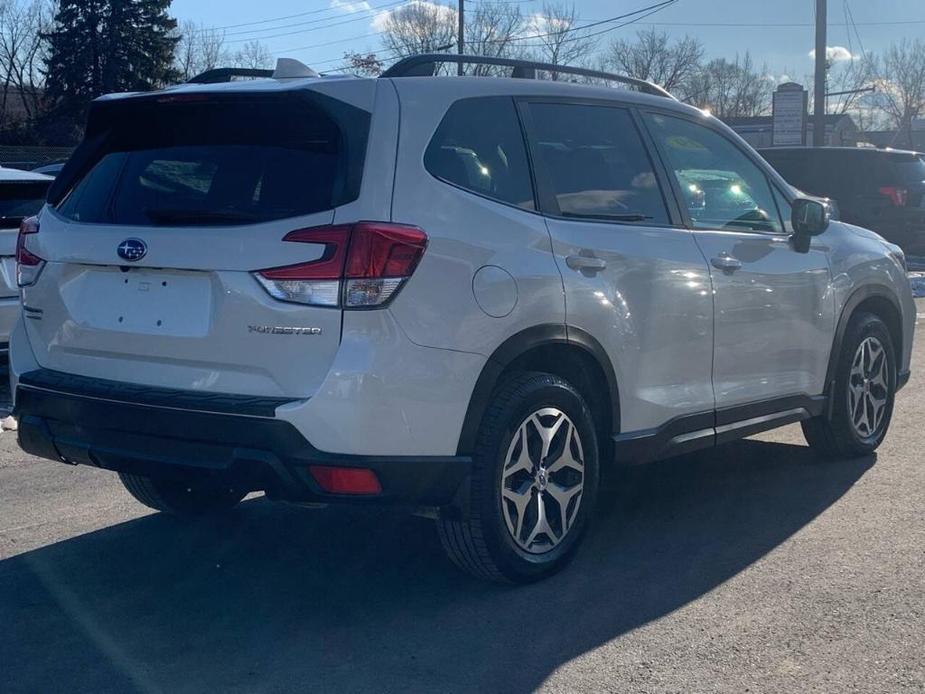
[118, 472, 246, 516]
[437, 372, 599, 583]
[802, 312, 897, 459]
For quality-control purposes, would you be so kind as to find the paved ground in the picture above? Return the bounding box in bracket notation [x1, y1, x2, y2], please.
[1, 310, 924, 693]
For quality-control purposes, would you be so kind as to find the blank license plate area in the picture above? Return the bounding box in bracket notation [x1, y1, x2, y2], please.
[73, 269, 212, 337]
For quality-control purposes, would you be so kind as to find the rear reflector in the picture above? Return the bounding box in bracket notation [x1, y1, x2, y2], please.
[309, 465, 382, 495]
[254, 222, 427, 308]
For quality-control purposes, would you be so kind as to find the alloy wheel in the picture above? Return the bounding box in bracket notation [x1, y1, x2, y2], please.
[848, 336, 890, 438]
[500, 407, 585, 554]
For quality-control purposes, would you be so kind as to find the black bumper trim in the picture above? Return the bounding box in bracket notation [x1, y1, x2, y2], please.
[897, 369, 911, 391]
[14, 384, 471, 507]
[19, 368, 297, 418]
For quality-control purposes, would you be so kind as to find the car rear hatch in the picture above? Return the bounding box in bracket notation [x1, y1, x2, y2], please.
[20, 83, 380, 399]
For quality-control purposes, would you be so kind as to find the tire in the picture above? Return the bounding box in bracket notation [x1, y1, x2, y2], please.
[118, 472, 246, 516]
[437, 372, 600, 583]
[802, 312, 897, 459]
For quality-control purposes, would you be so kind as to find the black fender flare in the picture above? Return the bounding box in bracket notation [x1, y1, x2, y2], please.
[824, 283, 903, 394]
[455, 324, 619, 455]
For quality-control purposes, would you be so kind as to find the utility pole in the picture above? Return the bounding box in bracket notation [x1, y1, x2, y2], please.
[813, 0, 827, 146]
[457, 0, 464, 76]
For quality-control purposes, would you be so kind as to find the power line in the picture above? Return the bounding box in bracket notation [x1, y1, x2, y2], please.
[634, 19, 925, 28]
[222, 1, 411, 44]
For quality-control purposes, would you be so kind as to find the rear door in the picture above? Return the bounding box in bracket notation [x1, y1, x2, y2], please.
[21, 84, 384, 398]
[643, 111, 834, 410]
[521, 100, 715, 438]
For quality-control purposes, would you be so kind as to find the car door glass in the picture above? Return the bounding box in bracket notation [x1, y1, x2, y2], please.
[525, 103, 670, 224]
[646, 113, 783, 233]
[424, 96, 535, 210]
[772, 186, 794, 233]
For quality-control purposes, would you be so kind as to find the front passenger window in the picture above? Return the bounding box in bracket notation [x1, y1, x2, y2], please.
[645, 113, 783, 233]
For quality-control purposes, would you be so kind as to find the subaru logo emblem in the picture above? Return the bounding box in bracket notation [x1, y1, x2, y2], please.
[117, 238, 147, 262]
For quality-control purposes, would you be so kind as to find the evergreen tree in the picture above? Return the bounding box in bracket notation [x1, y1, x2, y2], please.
[42, 0, 179, 143]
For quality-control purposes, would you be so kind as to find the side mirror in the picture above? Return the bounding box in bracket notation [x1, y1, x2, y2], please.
[791, 198, 831, 252]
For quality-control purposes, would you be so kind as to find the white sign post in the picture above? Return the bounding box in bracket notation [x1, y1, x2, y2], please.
[772, 83, 808, 146]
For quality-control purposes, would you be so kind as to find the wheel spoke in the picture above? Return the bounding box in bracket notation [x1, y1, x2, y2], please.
[532, 411, 566, 462]
[504, 423, 534, 478]
[545, 481, 582, 533]
[524, 490, 557, 548]
[546, 425, 584, 474]
[502, 484, 533, 540]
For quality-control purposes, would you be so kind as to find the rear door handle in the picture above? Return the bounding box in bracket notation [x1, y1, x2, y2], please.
[710, 253, 742, 272]
[566, 255, 607, 272]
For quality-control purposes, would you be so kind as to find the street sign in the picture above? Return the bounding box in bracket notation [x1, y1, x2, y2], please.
[773, 83, 808, 146]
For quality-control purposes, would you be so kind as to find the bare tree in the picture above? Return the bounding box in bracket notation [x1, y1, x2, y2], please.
[606, 29, 703, 98]
[232, 40, 273, 70]
[465, 1, 525, 75]
[0, 0, 52, 125]
[824, 52, 877, 116]
[341, 51, 383, 77]
[380, 1, 456, 60]
[526, 2, 596, 78]
[174, 20, 228, 81]
[686, 53, 772, 118]
[875, 39, 925, 147]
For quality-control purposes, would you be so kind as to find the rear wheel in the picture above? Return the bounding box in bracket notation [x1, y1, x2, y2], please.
[438, 372, 599, 583]
[802, 312, 896, 459]
[118, 472, 246, 516]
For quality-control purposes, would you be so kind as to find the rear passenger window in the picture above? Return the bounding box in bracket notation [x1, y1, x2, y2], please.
[525, 103, 670, 224]
[425, 97, 535, 209]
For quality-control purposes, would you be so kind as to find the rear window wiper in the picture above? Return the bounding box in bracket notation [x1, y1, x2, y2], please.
[561, 212, 654, 222]
[144, 208, 262, 225]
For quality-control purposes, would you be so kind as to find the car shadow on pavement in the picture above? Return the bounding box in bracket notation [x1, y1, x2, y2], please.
[0, 439, 873, 694]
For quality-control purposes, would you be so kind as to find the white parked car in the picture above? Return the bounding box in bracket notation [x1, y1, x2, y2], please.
[0, 167, 51, 353]
[11, 56, 915, 582]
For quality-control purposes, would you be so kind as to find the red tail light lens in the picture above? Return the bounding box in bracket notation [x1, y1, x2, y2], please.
[16, 216, 44, 287]
[879, 186, 908, 207]
[309, 465, 382, 495]
[254, 222, 427, 308]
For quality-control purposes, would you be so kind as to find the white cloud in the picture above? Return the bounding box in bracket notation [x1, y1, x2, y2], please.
[808, 45, 858, 62]
[331, 0, 372, 14]
[371, 0, 455, 32]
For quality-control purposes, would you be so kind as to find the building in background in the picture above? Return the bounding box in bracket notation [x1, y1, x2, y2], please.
[725, 114, 861, 149]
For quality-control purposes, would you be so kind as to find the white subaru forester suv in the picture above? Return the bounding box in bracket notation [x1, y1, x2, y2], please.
[11, 56, 915, 583]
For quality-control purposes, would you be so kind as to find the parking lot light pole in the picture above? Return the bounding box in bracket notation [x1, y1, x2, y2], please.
[813, 0, 827, 146]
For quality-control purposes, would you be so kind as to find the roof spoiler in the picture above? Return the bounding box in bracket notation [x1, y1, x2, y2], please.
[188, 59, 319, 84]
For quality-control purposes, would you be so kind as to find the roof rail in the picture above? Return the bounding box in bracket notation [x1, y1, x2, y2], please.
[380, 54, 675, 99]
[187, 67, 275, 84]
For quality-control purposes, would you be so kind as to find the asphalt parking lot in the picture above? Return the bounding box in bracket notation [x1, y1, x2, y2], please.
[1, 306, 923, 693]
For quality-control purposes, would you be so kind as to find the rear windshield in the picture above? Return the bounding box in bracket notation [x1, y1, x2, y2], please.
[894, 156, 925, 183]
[0, 181, 50, 228]
[56, 94, 369, 226]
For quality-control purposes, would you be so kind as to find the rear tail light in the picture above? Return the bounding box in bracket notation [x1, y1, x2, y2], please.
[254, 222, 427, 308]
[879, 186, 908, 207]
[16, 216, 44, 287]
[309, 465, 382, 495]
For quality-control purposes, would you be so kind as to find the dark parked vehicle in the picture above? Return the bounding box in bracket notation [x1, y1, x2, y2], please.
[760, 147, 925, 259]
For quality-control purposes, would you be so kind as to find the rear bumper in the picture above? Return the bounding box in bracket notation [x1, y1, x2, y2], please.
[0, 295, 19, 349]
[14, 369, 471, 507]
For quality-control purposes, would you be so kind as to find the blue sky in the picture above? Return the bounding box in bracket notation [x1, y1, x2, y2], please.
[170, 0, 925, 78]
